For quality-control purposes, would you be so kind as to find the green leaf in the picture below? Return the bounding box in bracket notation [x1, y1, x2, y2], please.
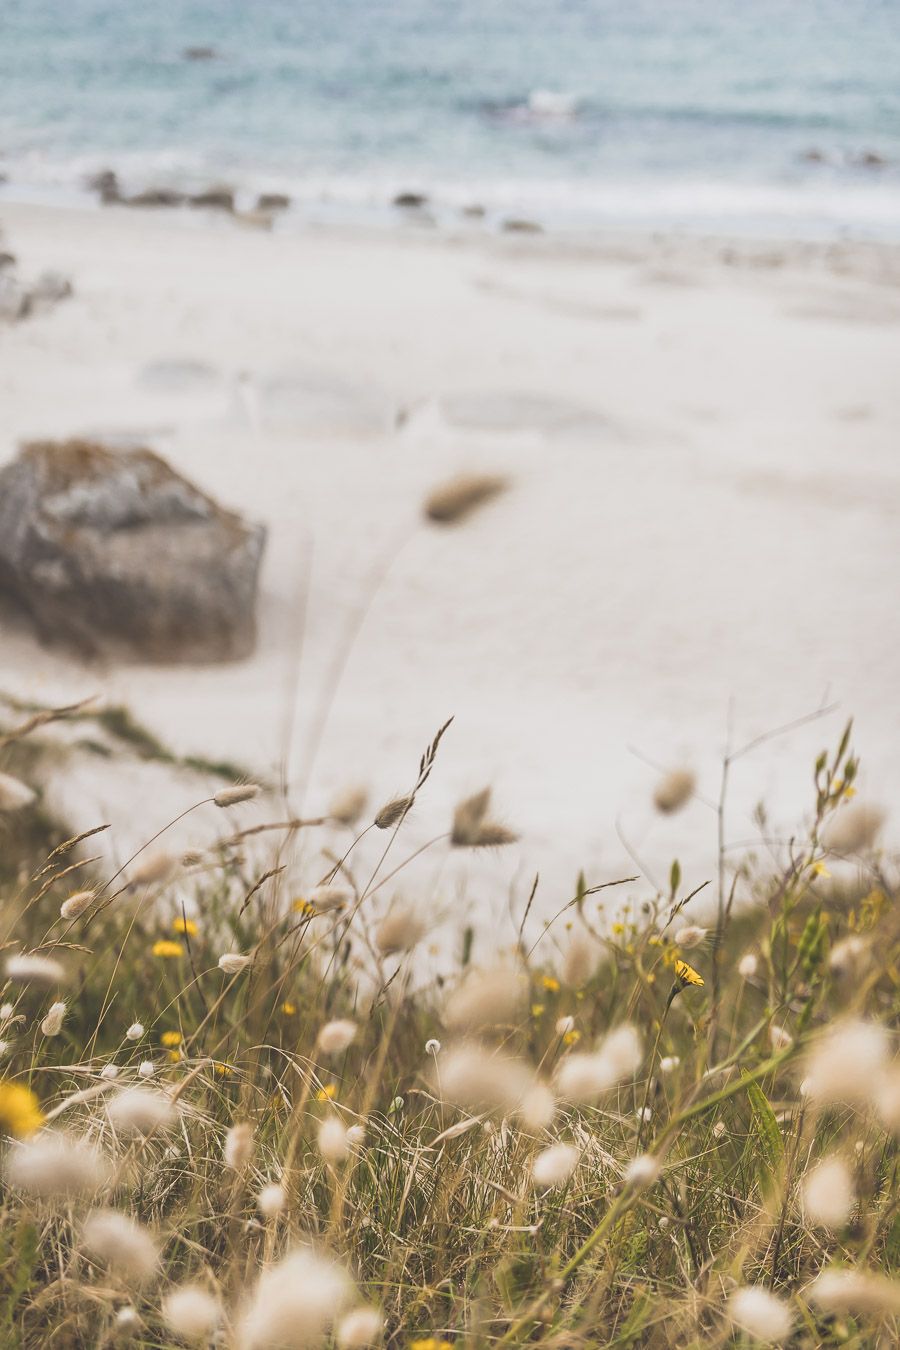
[742, 1069, 784, 1175]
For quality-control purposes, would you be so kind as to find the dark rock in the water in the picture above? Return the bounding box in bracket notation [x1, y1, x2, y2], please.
[857, 150, 886, 168]
[501, 218, 543, 234]
[462, 203, 486, 219]
[189, 185, 235, 212]
[86, 169, 121, 203]
[802, 148, 825, 163]
[256, 192, 290, 212]
[126, 187, 187, 208]
[393, 192, 428, 210]
[0, 441, 266, 663]
[183, 46, 218, 61]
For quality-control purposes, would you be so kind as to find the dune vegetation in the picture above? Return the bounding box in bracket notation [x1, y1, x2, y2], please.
[0, 684, 897, 1350]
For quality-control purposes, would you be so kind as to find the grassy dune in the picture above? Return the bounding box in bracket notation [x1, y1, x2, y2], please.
[0, 698, 898, 1350]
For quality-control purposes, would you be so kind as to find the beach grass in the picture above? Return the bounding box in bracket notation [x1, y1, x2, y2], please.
[0, 704, 898, 1349]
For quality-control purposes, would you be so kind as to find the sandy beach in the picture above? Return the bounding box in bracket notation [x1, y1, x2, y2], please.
[1, 202, 898, 931]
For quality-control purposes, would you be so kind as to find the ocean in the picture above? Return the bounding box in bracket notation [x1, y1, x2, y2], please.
[1, 0, 900, 238]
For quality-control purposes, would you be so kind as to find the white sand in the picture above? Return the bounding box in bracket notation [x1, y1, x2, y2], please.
[1, 202, 898, 944]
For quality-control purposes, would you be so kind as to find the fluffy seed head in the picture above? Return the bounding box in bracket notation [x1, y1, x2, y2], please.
[829, 934, 870, 978]
[318, 1117, 350, 1164]
[318, 1020, 358, 1055]
[100, 1064, 119, 1081]
[82, 1209, 159, 1283]
[214, 782, 260, 808]
[450, 788, 517, 848]
[444, 967, 528, 1034]
[555, 1025, 641, 1101]
[653, 768, 695, 814]
[561, 933, 599, 988]
[803, 1018, 890, 1106]
[5, 953, 66, 986]
[768, 1025, 793, 1052]
[127, 852, 176, 888]
[738, 952, 758, 979]
[876, 1068, 900, 1135]
[219, 952, 252, 974]
[728, 1286, 793, 1343]
[808, 1268, 900, 1315]
[0, 772, 36, 812]
[374, 795, 414, 830]
[329, 784, 369, 826]
[375, 906, 427, 955]
[125, 1023, 144, 1041]
[257, 1182, 287, 1217]
[307, 885, 353, 913]
[336, 1307, 383, 1349]
[532, 1143, 579, 1188]
[41, 1001, 66, 1037]
[438, 1044, 532, 1113]
[518, 1081, 556, 1131]
[424, 473, 507, 525]
[801, 1156, 856, 1229]
[224, 1121, 255, 1170]
[823, 801, 886, 854]
[107, 1088, 176, 1136]
[4, 1131, 112, 1199]
[674, 924, 706, 949]
[114, 1306, 142, 1337]
[660, 1055, 680, 1074]
[60, 890, 95, 920]
[602, 1024, 643, 1077]
[162, 1285, 221, 1342]
[238, 1245, 353, 1348]
[346, 1123, 366, 1147]
[138, 1060, 155, 1079]
[625, 1154, 661, 1189]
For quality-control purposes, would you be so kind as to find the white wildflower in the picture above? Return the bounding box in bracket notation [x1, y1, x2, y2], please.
[238, 1246, 353, 1349]
[336, 1307, 383, 1349]
[4, 1131, 112, 1199]
[60, 890, 94, 920]
[625, 1154, 661, 1189]
[41, 1000, 66, 1037]
[532, 1143, 579, 1188]
[162, 1284, 221, 1342]
[801, 1156, 855, 1229]
[107, 1088, 176, 1136]
[444, 967, 528, 1033]
[214, 782, 260, 808]
[257, 1182, 287, 1218]
[318, 1020, 357, 1055]
[5, 953, 66, 986]
[82, 1209, 159, 1283]
[803, 1019, 890, 1106]
[218, 953, 251, 975]
[224, 1122, 255, 1171]
[728, 1286, 793, 1343]
[318, 1117, 350, 1164]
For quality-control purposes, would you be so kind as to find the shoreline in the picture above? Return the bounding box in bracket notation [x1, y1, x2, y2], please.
[1, 198, 897, 925]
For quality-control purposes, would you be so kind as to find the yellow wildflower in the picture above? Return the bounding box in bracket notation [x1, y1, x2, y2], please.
[410, 1341, 452, 1350]
[292, 898, 316, 917]
[161, 1031, 182, 1048]
[563, 1029, 581, 1046]
[172, 917, 198, 936]
[611, 923, 625, 936]
[214, 1062, 234, 1078]
[0, 1081, 44, 1138]
[167, 1049, 183, 1063]
[812, 862, 831, 878]
[531, 1003, 545, 1018]
[674, 960, 704, 988]
[541, 976, 560, 993]
[280, 1001, 297, 1016]
[152, 940, 184, 958]
[316, 1084, 336, 1102]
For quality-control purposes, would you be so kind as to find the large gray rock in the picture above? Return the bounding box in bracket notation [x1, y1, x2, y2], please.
[0, 440, 265, 662]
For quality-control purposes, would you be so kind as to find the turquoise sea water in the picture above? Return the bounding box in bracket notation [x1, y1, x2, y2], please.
[1, 0, 900, 237]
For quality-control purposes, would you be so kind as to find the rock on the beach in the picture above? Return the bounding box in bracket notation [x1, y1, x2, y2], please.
[0, 440, 266, 663]
[189, 185, 235, 212]
[256, 192, 290, 212]
[0, 268, 72, 322]
[393, 192, 428, 210]
[86, 169, 121, 203]
[126, 187, 187, 208]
